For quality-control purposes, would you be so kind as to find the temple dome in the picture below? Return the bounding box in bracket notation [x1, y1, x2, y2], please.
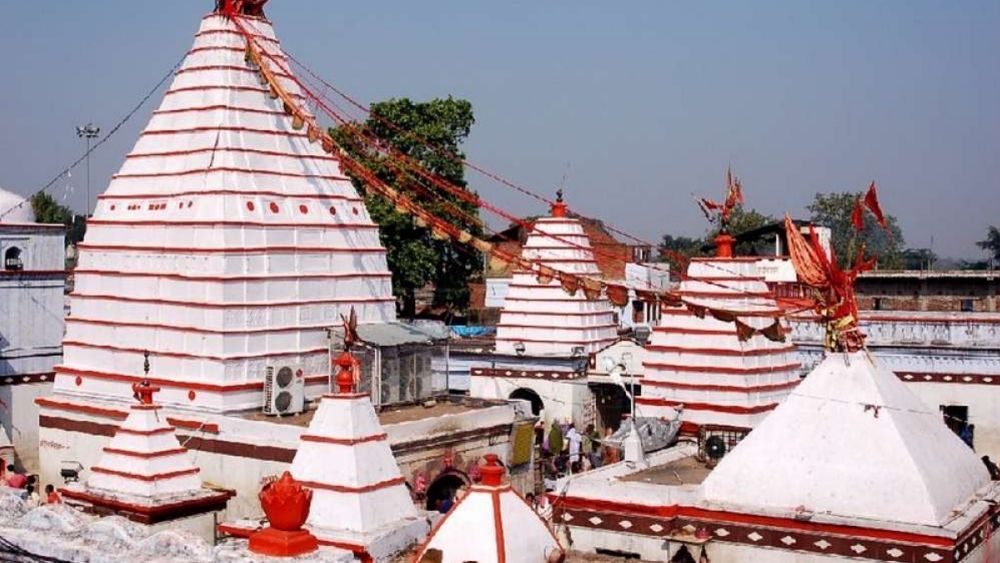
[701, 352, 991, 527]
[0, 188, 34, 224]
[414, 454, 563, 563]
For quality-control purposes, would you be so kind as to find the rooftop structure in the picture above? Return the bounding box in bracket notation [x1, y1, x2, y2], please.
[494, 193, 618, 358]
[61, 379, 232, 535]
[415, 454, 563, 563]
[637, 253, 801, 431]
[287, 352, 428, 560]
[1, 188, 66, 474]
[702, 352, 991, 526]
[51, 9, 395, 413]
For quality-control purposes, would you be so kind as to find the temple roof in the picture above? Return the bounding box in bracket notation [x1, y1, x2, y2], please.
[415, 455, 563, 563]
[701, 352, 991, 527]
[494, 202, 618, 357]
[638, 258, 800, 428]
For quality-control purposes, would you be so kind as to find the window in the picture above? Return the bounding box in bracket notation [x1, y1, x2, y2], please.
[940, 405, 969, 436]
[961, 299, 975, 312]
[872, 297, 883, 311]
[3, 247, 23, 271]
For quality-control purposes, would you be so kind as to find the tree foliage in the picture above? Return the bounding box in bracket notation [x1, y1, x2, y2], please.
[332, 97, 481, 317]
[807, 192, 904, 269]
[659, 206, 775, 263]
[30, 192, 87, 246]
[978, 226, 1000, 264]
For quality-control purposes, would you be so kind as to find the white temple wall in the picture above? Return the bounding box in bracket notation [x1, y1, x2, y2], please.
[470, 375, 592, 427]
[40, 399, 525, 520]
[904, 381, 1000, 460]
[1, 382, 51, 473]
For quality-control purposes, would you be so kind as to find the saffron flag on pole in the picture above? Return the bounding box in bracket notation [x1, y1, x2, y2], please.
[863, 182, 888, 230]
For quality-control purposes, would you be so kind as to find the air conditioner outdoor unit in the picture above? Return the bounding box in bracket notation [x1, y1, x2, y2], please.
[263, 365, 306, 416]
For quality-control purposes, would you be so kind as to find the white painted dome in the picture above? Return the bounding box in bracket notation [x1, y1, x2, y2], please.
[0, 187, 34, 223]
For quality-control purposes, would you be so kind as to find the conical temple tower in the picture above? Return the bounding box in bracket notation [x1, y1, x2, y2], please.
[288, 351, 428, 561]
[702, 352, 991, 526]
[638, 240, 801, 430]
[60, 380, 231, 534]
[495, 193, 617, 357]
[414, 454, 564, 563]
[53, 5, 395, 413]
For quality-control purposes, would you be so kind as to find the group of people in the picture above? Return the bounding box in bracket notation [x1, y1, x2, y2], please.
[540, 421, 620, 483]
[2, 463, 61, 507]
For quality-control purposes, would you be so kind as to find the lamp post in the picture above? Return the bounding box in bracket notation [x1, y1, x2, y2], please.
[76, 123, 100, 216]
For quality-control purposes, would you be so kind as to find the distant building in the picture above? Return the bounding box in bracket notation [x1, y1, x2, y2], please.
[0, 188, 66, 473]
[856, 270, 999, 313]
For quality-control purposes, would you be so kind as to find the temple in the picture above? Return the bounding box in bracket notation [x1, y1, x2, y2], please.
[470, 192, 619, 425]
[2, 1, 999, 562]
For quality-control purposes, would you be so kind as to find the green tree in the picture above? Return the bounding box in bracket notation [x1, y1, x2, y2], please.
[332, 97, 481, 318]
[709, 206, 776, 255]
[30, 192, 87, 246]
[659, 234, 703, 260]
[807, 192, 904, 269]
[977, 226, 1000, 265]
[901, 248, 937, 270]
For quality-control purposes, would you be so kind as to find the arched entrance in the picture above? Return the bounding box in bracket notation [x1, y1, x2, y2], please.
[509, 388, 544, 416]
[3, 247, 22, 271]
[425, 470, 468, 511]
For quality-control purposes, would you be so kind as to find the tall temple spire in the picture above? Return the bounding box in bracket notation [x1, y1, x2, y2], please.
[53, 8, 396, 413]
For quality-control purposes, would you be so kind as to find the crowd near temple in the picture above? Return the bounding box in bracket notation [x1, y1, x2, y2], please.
[1, 1, 999, 562]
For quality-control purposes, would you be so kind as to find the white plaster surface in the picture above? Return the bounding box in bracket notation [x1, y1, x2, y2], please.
[702, 352, 991, 527]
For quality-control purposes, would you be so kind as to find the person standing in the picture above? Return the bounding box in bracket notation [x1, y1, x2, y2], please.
[45, 484, 62, 504]
[566, 425, 582, 466]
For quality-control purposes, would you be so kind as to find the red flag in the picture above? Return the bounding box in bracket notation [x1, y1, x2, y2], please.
[851, 196, 865, 231]
[863, 182, 888, 230]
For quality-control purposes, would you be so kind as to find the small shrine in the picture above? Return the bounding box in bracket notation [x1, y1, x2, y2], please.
[60, 354, 233, 541]
[415, 454, 564, 563]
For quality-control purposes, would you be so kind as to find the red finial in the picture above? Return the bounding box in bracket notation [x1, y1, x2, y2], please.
[132, 351, 160, 405]
[551, 189, 567, 218]
[250, 471, 318, 556]
[714, 232, 735, 258]
[480, 454, 505, 487]
[334, 352, 356, 394]
[216, 0, 268, 17]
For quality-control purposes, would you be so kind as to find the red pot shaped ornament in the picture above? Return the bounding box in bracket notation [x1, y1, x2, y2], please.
[259, 471, 313, 531]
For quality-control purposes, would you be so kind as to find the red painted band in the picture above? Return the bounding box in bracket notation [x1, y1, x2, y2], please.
[126, 145, 337, 161]
[76, 243, 385, 255]
[553, 496, 955, 548]
[91, 466, 200, 482]
[97, 190, 362, 202]
[62, 340, 329, 362]
[644, 345, 796, 356]
[52, 367, 327, 395]
[300, 433, 387, 446]
[87, 219, 378, 229]
[643, 361, 801, 375]
[72, 269, 390, 283]
[298, 475, 406, 494]
[641, 379, 800, 393]
[113, 167, 348, 182]
[634, 397, 778, 414]
[68, 292, 393, 309]
[103, 447, 188, 459]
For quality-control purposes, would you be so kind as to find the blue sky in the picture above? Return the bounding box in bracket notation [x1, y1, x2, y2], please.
[1, 1, 998, 258]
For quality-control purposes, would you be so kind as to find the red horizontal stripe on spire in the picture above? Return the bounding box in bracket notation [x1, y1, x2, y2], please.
[102, 447, 189, 459]
[91, 466, 200, 482]
[298, 476, 406, 494]
[300, 433, 388, 446]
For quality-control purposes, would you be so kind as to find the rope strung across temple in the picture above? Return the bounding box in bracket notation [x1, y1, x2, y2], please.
[0, 55, 185, 223]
